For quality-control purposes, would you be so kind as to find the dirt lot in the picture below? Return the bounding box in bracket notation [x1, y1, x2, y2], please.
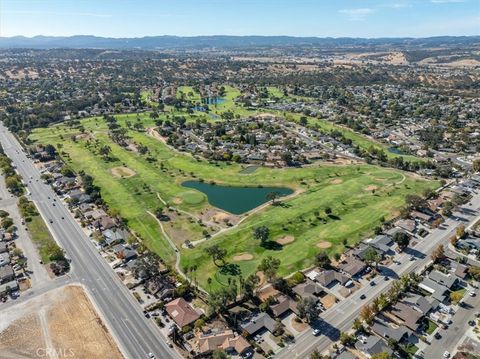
[0, 285, 123, 359]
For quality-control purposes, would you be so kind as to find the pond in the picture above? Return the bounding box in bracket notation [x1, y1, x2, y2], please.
[181, 181, 293, 215]
[388, 147, 405, 155]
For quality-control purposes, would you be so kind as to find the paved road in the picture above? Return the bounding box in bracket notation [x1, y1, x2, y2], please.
[277, 191, 480, 358]
[0, 175, 50, 287]
[0, 123, 179, 359]
[424, 291, 480, 358]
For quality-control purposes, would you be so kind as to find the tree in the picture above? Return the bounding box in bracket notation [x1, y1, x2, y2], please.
[340, 332, 355, 346]
[212, 350, 229, 359]
[266, 191, 280, 205]
[257, 256, 281, 282]
[297, 297, 320, 323]
[393, 231, 410, 250]
[99, 145, 111, 159]
[309, 350, 323, 359]
[204, 245, 227, 267]
[430, 244, 445, 263]
[360, 305, 375, 325]
[315, 252, 331, 269]
[456, 224, 466, 239]
[363, 247, 381, 268]
[405, 194, 426, 210]
[473, 159, 480, 172]
[253, 225, 270, 244]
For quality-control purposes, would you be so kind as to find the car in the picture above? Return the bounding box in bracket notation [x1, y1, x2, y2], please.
[469, 291, 476, 297]
[384, 276, 390, 281]
[242, 351, 253, 359]
[434, 332, 442, 339]
[49, 219, 53, 223]
[410, 256, 415, 261]
[370, 281, 376, 286]
[443, 351, 450, 358]
[360, 294, 366, 300]
[468, 320, 476, 326]
[148, 353, 156, 359]
[312, 328, 321, 336]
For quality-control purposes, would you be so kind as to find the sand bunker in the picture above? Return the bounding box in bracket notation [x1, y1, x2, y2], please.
[364, 185, 378, 192]
[330, 179, 343, 184]
[316, 241, 332, 249]
[233, 253, 253, 261]
[276, 235, 295, 245]
[172, 197, 183, 205]
[111, 166, 136, 178]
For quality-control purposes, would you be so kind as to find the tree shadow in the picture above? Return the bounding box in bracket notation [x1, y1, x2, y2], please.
[261, 241, 283, 251]
[328, 214, 341, 220]
[219, 263, 242, 276]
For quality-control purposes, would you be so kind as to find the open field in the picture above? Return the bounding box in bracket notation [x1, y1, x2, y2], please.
[26, 214, 58, 263]
[29, 91, 437, 291]
[0, 285, 123, 359]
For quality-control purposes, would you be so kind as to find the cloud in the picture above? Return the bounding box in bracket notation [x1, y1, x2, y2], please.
[4, 10, 112, 18]
[389, 3, 413, 9]
[430, 0, 465, 3]
[339, 8, 376, 21]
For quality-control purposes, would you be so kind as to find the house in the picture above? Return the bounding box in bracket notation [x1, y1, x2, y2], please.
[0, 252, 10, 267]
[270, 295, 298, 318]
[0, 242, 7, 254]
[165, 298, 201, 328]
[411, 210, 434, 224]
[402, 293, 439, 316]
[293, 279, 324, 300]
[102, 228, 127, 247]
[0, 280, 18, 296]
[418, 278, 449, 302]
[353, 244, 383, 261]
[112, 244, 137, 262]
[0, 265, 14, 284]
[454, 264, 468, 279]
[93, 216, 117, 230]
[147, 277, 175, 299]
[84, 209, 108, 220]
[315, 270, 349, 288]
[367, 235, 396, 255]
[389, 302, 424, 331]
[394, 219, 417, 236]
[428, 270, 458, 290]
[241, 312, 277, 336]
[197, 330, 251, 356]
[355, 335, 393, 358]
[335, 352, 358, 359]
[338, 256, 366, 278]
[371, 321, 412, 343]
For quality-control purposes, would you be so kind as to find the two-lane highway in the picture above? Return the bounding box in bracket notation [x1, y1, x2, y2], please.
[0, 123, 179, 359]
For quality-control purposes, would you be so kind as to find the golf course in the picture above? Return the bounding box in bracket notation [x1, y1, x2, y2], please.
[28, 85, 439, 292]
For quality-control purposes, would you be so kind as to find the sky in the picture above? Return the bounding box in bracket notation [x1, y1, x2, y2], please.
[0, 0, 479, 38]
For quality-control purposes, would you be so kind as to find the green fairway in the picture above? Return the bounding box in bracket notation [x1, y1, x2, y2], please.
[29, 86, 438, 292]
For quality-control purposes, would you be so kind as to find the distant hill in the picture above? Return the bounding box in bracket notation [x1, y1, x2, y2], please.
[0, 35, 479, 49]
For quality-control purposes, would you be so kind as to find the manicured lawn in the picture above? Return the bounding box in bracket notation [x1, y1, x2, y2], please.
[29, 91, 438, 292]
[450, 288, 467, 304]
[404, 344, 419, 357]
[425, 318, 438, 335]
[26, 215, 57, 263]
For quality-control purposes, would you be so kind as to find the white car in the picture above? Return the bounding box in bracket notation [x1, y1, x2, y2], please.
[312, 328, 321, 336]
[469, 290, 476, 297]
[148, 353, 156, 359]
[443, 351, 450, 358]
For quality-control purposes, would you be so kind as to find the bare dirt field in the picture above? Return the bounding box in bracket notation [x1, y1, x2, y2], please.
[364, 185, 378, 192]
[0, 285, 123, 359]
[233, 252, 254, 261]
[330, 178, 343, 185]
[316, 241, 332, 249]
[276, 235, 295, 245]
